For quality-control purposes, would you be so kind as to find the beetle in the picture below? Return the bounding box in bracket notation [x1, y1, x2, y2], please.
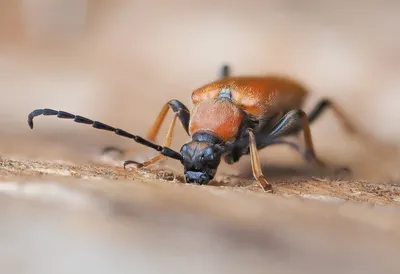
[27, 65, 356, 193]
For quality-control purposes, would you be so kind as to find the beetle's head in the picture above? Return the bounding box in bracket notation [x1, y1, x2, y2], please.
[180, 141, 223, 185]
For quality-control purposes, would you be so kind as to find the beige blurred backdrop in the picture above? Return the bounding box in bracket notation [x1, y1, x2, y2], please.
[1, 0, 400, 181]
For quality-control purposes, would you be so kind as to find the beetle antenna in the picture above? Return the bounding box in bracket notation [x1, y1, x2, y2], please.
[27, 108, 183, 161]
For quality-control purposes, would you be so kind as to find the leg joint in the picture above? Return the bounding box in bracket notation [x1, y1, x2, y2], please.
[168, 99, 189, 113]
[288, 109, 307, 119]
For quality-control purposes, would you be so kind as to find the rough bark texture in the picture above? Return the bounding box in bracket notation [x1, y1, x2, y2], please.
[1, 152, 400, 274]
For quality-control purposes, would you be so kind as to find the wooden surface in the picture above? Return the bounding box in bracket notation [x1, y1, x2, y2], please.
[0, 154, 400, 274]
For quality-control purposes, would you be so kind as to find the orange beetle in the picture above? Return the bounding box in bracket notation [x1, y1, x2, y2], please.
[27, 65, 355, 192]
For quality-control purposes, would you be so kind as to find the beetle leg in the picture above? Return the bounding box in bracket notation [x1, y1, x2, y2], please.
[124, 114, 177, 169]
[248, 128, 273, 193]
[101, 99, 190, 156]
[224, 139, 300, 164]
[266, 109, 326, 167]
[308, 99, 356, 133]
[273, 138, 325, 166]
[146, 100, 190, 140]
[227, 109, 327, 167]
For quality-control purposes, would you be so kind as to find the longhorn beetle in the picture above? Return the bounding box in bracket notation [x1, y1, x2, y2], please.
[27, 65, 356, 193]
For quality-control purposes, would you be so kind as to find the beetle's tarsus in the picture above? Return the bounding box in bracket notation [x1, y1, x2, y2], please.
[123, 160, 142, 169]
[258, 176, 273, 193]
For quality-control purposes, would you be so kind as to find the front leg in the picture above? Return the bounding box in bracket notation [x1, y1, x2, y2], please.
[123, 114, 178, 169]
[247, 129, 273, 193]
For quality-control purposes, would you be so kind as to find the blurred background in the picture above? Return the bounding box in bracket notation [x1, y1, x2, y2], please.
[1, 0, 400, 181]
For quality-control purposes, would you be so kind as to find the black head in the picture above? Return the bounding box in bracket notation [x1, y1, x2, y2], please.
[180, 141, 223, 185]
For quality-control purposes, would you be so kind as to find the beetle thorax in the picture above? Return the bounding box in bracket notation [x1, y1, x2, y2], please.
[189, 98, 245, 143]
